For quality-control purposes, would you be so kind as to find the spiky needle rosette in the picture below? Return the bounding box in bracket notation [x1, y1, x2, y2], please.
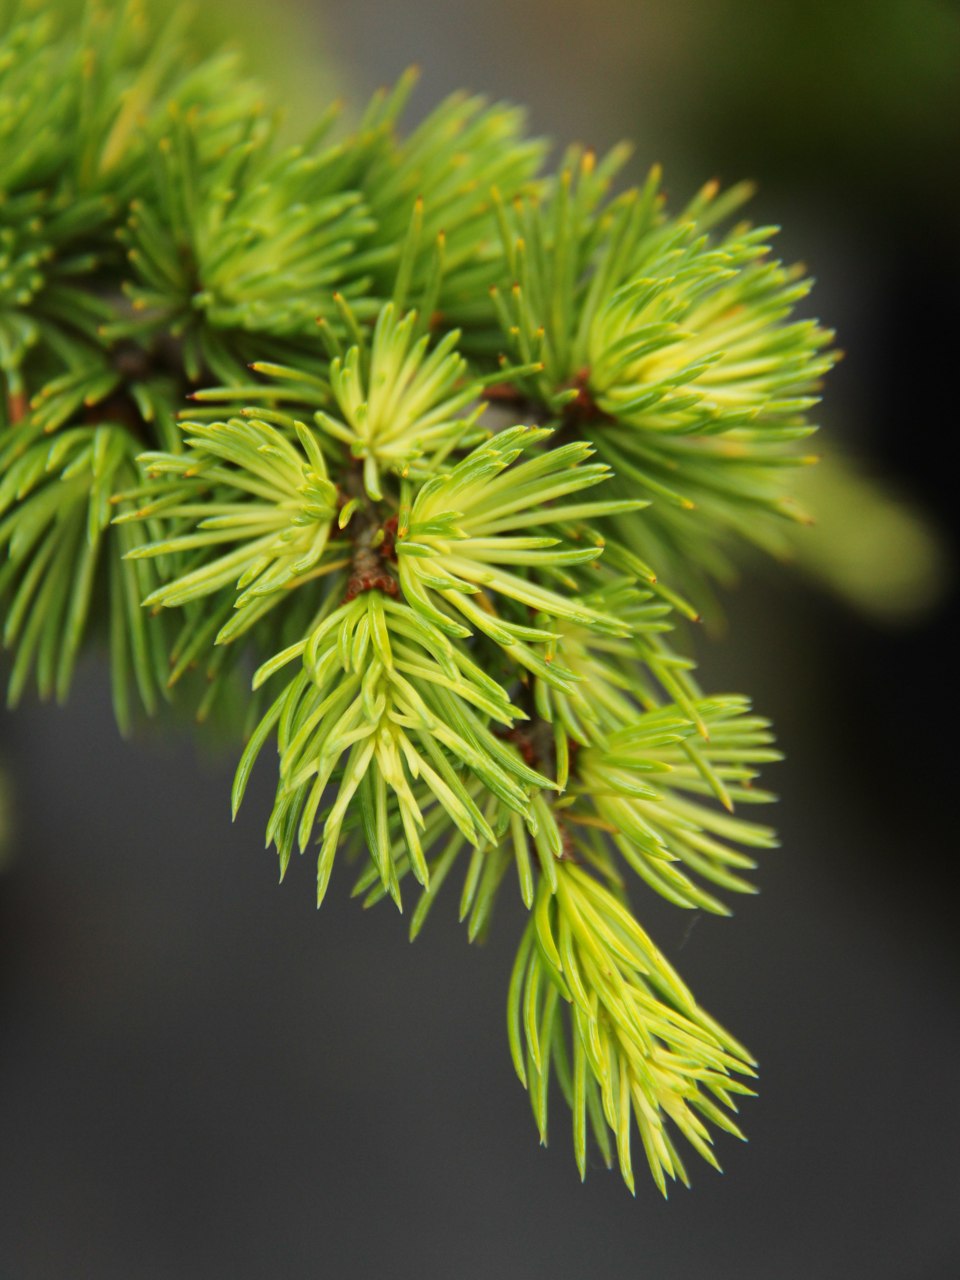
[1, 0, 836, 1195]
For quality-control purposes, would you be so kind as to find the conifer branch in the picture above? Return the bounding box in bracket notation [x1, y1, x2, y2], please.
[0, 1, 838, 1194]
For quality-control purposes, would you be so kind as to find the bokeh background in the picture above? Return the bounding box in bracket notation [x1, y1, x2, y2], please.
[1, 1, 958, 1276]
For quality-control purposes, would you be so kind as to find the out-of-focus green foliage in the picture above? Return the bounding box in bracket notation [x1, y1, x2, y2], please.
[788, 451, 949, 622]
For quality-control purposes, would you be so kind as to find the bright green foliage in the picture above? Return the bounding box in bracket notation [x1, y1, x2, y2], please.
[509, 863, 756, 1195]
[124, 416, 339, 623]
[0, 2, 837, 1194]
[572, 698, 781, 915]
[489, 155, 836, 601]
[315, 301, 486, 499]
[396, 425, 641, 672]
[239, 589, 545, 904]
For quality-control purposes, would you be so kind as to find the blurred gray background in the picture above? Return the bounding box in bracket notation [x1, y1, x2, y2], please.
[2, 1, 959, 1276]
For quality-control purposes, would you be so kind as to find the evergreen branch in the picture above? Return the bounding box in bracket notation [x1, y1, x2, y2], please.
[315, 301, 487, 499]
[574, 697, 780, 913]
[396, 424, 642, 684]
[0, 0, 842, 1198]
[121, 413, 338, 631]
[235, 589, 550, 903]
[509, 863, 755, 1195]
